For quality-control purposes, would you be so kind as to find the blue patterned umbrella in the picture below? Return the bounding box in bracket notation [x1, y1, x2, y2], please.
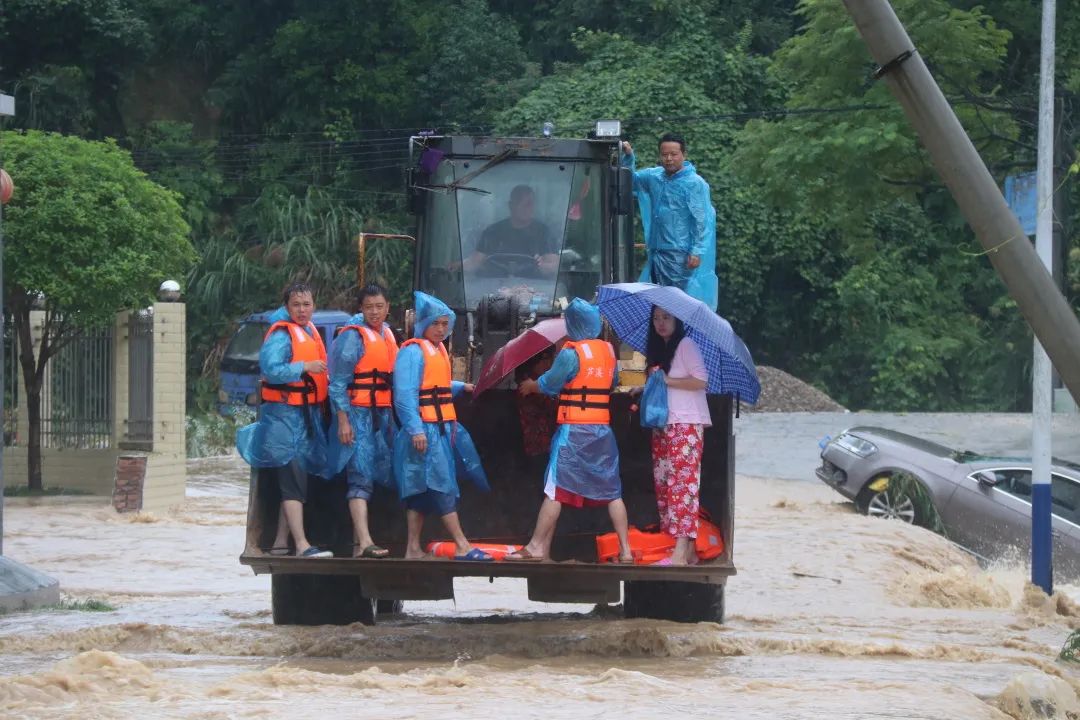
[596, 282, 761, 403]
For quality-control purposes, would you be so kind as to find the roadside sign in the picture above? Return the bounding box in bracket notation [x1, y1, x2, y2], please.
[1004, 172, 1037, 237]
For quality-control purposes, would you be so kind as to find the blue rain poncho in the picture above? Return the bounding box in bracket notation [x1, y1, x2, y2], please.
[621, 152, 718, 310]
[236, 306, 328, 475]
[323, 314, 395, 488]
[537, 299, 622, 501]
[392, 292, 489, 505]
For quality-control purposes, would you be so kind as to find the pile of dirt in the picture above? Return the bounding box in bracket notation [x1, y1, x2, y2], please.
[747, 366, 847, 413]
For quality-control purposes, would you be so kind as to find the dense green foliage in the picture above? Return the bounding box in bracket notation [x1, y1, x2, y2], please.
[1, 130, 193, 325]
[0, 129, 194, 488]
[1, 0, 1077, 412]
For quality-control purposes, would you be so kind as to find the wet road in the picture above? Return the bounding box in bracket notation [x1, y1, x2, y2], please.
[2, 415, 1080, 718]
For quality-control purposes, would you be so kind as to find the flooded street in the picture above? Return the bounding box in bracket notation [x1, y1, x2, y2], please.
[4, 433, 1080, 719]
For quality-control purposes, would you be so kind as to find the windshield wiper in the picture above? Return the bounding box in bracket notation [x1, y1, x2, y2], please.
[422, 147, 518, 195]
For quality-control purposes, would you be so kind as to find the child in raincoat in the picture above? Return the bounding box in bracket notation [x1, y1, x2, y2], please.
[506, 298, 633, 563]
[236, 282, 332, 558]
[392, 291, 492, 561]
[324, 283, 397, 558]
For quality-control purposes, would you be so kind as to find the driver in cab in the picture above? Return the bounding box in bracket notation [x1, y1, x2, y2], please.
[453, 184, 559, 278]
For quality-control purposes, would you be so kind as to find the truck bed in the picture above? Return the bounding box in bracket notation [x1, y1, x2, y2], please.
[241, 393, 736, 604]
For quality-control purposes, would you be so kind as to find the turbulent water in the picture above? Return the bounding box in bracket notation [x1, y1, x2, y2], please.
[3, 455, 1080, 719]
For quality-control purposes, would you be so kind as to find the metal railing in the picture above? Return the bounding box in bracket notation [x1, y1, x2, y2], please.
[40, 324, 114, 449]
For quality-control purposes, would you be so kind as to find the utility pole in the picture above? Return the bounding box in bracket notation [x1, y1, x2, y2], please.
[1030, 0, 1056, 595]
[840, 0, 1080, 409]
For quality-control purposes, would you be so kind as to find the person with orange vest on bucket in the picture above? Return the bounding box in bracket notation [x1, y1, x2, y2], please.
[236, 282, 332, 559]
[325, 283, 398, 559]
[392, 291, 492, 561]
[506, 298, 633, 563]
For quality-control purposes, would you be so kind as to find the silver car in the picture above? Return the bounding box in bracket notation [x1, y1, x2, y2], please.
[816, 426, 1080, 578]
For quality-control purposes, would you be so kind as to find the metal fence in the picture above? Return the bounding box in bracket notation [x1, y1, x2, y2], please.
[126, 310, 154, 447]
[40, 324, 114, 449]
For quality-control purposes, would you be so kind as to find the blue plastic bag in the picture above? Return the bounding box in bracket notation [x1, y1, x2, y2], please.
[640, 370, 669, 429]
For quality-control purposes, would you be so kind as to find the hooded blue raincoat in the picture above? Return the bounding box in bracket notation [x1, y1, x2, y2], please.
[392, 292, 488, 511]
[236, 307, 328, 475]
[537, 299, 622, 501]
[621, 152, 718, 311]
[323, 314, 396, 493]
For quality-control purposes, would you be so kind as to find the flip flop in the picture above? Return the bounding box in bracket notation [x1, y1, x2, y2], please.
[357, 544, 390, 559]
[615, 555, 636, 565]
[265, 547, 290, 557]
[454, 548, 494, 562]
[504, 548, 544, 562]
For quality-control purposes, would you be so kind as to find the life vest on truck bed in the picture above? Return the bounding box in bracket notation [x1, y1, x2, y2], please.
[595, 514, 725, 565]
[426, 542, 522, 561]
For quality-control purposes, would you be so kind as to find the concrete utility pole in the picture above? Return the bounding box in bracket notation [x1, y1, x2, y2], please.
[841, 0, 1080, 408]
[1030, 0, 1056, 595]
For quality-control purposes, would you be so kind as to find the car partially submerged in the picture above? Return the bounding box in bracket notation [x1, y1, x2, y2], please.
[817, 426, 1080, 578]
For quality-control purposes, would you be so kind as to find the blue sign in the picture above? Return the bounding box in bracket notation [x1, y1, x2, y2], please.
[1004, 172, 1037, 237]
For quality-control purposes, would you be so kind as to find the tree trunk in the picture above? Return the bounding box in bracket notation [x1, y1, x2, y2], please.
[14, 302, 47, 493]
[24, 385, 41, 492]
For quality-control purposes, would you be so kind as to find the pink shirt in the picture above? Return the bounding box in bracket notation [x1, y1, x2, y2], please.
[666, 337, 711, 426]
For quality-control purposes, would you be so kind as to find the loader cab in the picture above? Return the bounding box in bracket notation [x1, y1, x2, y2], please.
[409, 135, 636, 371]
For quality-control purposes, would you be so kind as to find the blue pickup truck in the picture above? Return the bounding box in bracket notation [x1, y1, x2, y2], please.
[218, 309, 351, 415]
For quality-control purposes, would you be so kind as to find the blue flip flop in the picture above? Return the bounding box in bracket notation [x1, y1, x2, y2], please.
[455, 548, 494, 562]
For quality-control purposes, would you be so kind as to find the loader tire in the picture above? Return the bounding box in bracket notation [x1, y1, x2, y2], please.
[272, 574, 376, 626]
[623, 580, 725, 623]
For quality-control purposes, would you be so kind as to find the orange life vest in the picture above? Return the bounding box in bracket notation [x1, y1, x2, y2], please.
[401, 338, 456, 428]
[596, 528, 676, 565]
[259, 321, 328, 405]
[426, 541, 522, 561]
[557, 339, 615, 425]
[595, 515, 725, 565]
[341, 324, 398, 408]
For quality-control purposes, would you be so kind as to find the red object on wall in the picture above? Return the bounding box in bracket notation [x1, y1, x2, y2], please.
[0, 168, 12, 205]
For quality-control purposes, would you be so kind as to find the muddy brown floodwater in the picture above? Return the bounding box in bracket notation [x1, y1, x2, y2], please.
[3, 454, 1080, 719]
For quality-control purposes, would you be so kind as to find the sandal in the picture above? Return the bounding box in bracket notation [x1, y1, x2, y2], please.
[265, 547, 290, 557]
[504, 548, 544, 563]
[614, 555, 636, 565]
[454, 548, 494, 562]
[356, 544, 390, 559]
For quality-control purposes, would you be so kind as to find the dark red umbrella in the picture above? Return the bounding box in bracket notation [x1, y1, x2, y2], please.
[473, 318, 567, 397]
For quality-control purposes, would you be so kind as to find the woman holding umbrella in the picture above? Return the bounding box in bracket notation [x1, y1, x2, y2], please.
[596, 282, 761, 566]
[646, 307, 710, 566]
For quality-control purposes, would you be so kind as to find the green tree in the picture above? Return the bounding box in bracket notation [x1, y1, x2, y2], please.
[732, 0, 1015, 236]
[0, 0, 153, 136]
[0, 130, 194, 491]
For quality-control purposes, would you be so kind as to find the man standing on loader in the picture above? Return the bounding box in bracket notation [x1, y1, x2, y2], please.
[621, 133, 718, 311]
[325, 283, 397, 559]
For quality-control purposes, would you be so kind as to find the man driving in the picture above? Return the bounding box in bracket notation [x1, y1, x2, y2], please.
[456, 185, 560, 277]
